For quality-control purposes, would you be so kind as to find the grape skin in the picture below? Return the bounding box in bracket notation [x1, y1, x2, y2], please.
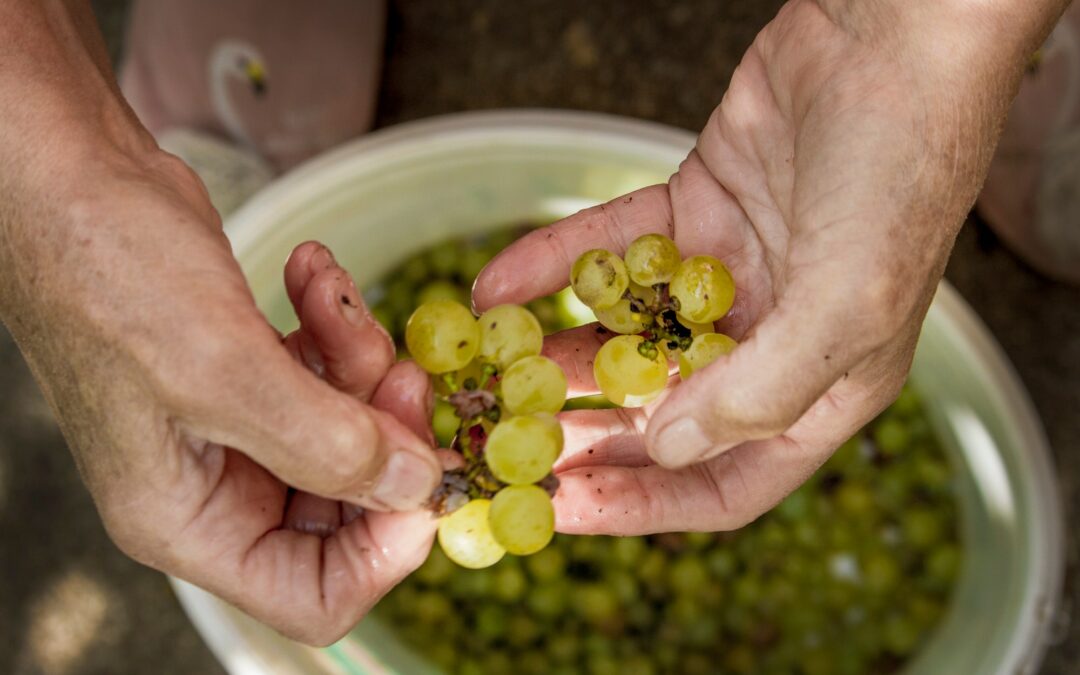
[405, 300, 480, 374]
[477, 304, 543, 370]
[501, 355, 568, 416]
[624, 234, 681, 286]
[489, 485, 555, 555]
[485, 414, 563, 485]
[593, 298, 653, 335]
[437, 498, 506, 569]
[669, 255, 735, 324]
[594, 335, 669, 407]
[570, 249, 629, 310]
[678, 332, 738, 379]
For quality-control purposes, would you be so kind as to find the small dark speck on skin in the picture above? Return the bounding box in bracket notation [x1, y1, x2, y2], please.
[575, 348, 580, 352]
[341, 294, 354, 307]
[598, 508, 604, 513]
[844, 371, 849, 379]
[623, 196, 633, 203]
[596, 488, 602, 494]
[624, 510, 629, 515]
[458, 340, 467, 348]
[490, 321, 497, 328]
[825, 354, 831, 360]
[547, 232, 555, 239]
[588, 449, 594, 454]
[586, 473, 592, 478]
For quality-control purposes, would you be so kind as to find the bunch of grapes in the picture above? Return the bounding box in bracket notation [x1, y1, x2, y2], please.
[570, 233, 739, 407]
[406, 300, 568, 569]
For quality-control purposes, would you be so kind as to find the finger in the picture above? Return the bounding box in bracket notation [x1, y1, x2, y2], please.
[284, 241, 337, 317]
[371, 360, 435, 446]
[554, 408, 652, 471]
[554, 436, 822, 536]
[284, 491, 342, 537]
[299, 266, 395, 400]
[644, 254, 913, 468]
[471, 185, 673, 311]
[541, 324, 612, 395]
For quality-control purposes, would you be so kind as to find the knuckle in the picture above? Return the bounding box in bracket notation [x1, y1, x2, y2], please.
[707, 394, 799, 440]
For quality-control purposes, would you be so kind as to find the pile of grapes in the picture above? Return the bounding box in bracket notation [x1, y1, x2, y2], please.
[364, 227, 962, 675]
[568, 234, 738, 406]
[406, 300, 566, 568]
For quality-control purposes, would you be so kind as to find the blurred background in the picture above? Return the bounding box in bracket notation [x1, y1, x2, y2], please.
[1, 1, 1078, 673]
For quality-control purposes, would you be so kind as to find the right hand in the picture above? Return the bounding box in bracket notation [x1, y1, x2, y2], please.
[0, 151, 441, 645]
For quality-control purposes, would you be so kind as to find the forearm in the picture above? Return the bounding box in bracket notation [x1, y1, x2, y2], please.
[0, 0, 151, 168]
[0, 2, 216, 330]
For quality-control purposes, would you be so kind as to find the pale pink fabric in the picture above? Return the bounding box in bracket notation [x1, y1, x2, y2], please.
[979, 3, 1080, 282]
[120, 0, 386, 171]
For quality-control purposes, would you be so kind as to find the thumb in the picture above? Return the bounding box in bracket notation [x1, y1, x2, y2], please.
[646, 264, 901, 468]
[182, 315, 440, 510]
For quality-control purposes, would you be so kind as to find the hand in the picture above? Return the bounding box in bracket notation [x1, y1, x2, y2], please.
[474, 0, 1057, 535]
[0, 154, 441, 644]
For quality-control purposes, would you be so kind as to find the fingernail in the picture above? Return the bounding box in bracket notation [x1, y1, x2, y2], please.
[338, 279, 367, 327]
[372, 452, 438, 509]
[309, 246, 336, 273]
[653, 417, 715, 468]
[291, 520, 337, 538]
[298, 332, 326, 378]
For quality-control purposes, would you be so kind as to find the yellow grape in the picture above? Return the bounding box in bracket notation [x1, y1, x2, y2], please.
[485, 414, 563, 485]
[437, 499, 506, 569]
[624, 233, 681, 286]
[477, 304, 543, 370]
[659, 316, 714, 360]
[628, 281, 657, 305]
[593, 298, 653, 335]
[678, 332, 738, 379]
[669, 255, 735, 324]
[594, 335, 669, 407]
[405, 300, 480, 374]
[570, 249, 629, 310]
[501, 355, 568, 416]
[489, 485, 555, 555]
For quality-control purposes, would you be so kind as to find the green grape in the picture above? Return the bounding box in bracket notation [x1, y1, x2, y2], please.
[501, 355, 568, 415]
[659, 316, 713, 360]
[594, 335, 669, 407]
[570, 249, 629, 310]
[525, 545, 567, 581]
[593, 298, 653, 334]
[416, 279, 465, 306]
[489, 485, 556, 555]
[431, 399, 459, 448]
[628, 280, 657, 305]
[437, 498, 505, 569]
[677, 332, 738, 378]
[477, 304, 543, 369]
[405, 300, 479, 374]
[485, 414, 562, 485]
[624, 233, 681, 286]
[669, 255, 735, 323]
[493, 563, 528, 602]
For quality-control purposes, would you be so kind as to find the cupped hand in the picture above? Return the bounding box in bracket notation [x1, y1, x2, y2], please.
[0, 155, 441, 644]
[475, 0, 1036, 535]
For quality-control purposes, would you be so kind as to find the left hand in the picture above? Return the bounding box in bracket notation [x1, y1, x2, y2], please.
[473, 0, 1059, 536]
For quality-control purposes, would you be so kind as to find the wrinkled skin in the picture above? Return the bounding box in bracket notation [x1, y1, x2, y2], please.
[475, 0, 1067, 535]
